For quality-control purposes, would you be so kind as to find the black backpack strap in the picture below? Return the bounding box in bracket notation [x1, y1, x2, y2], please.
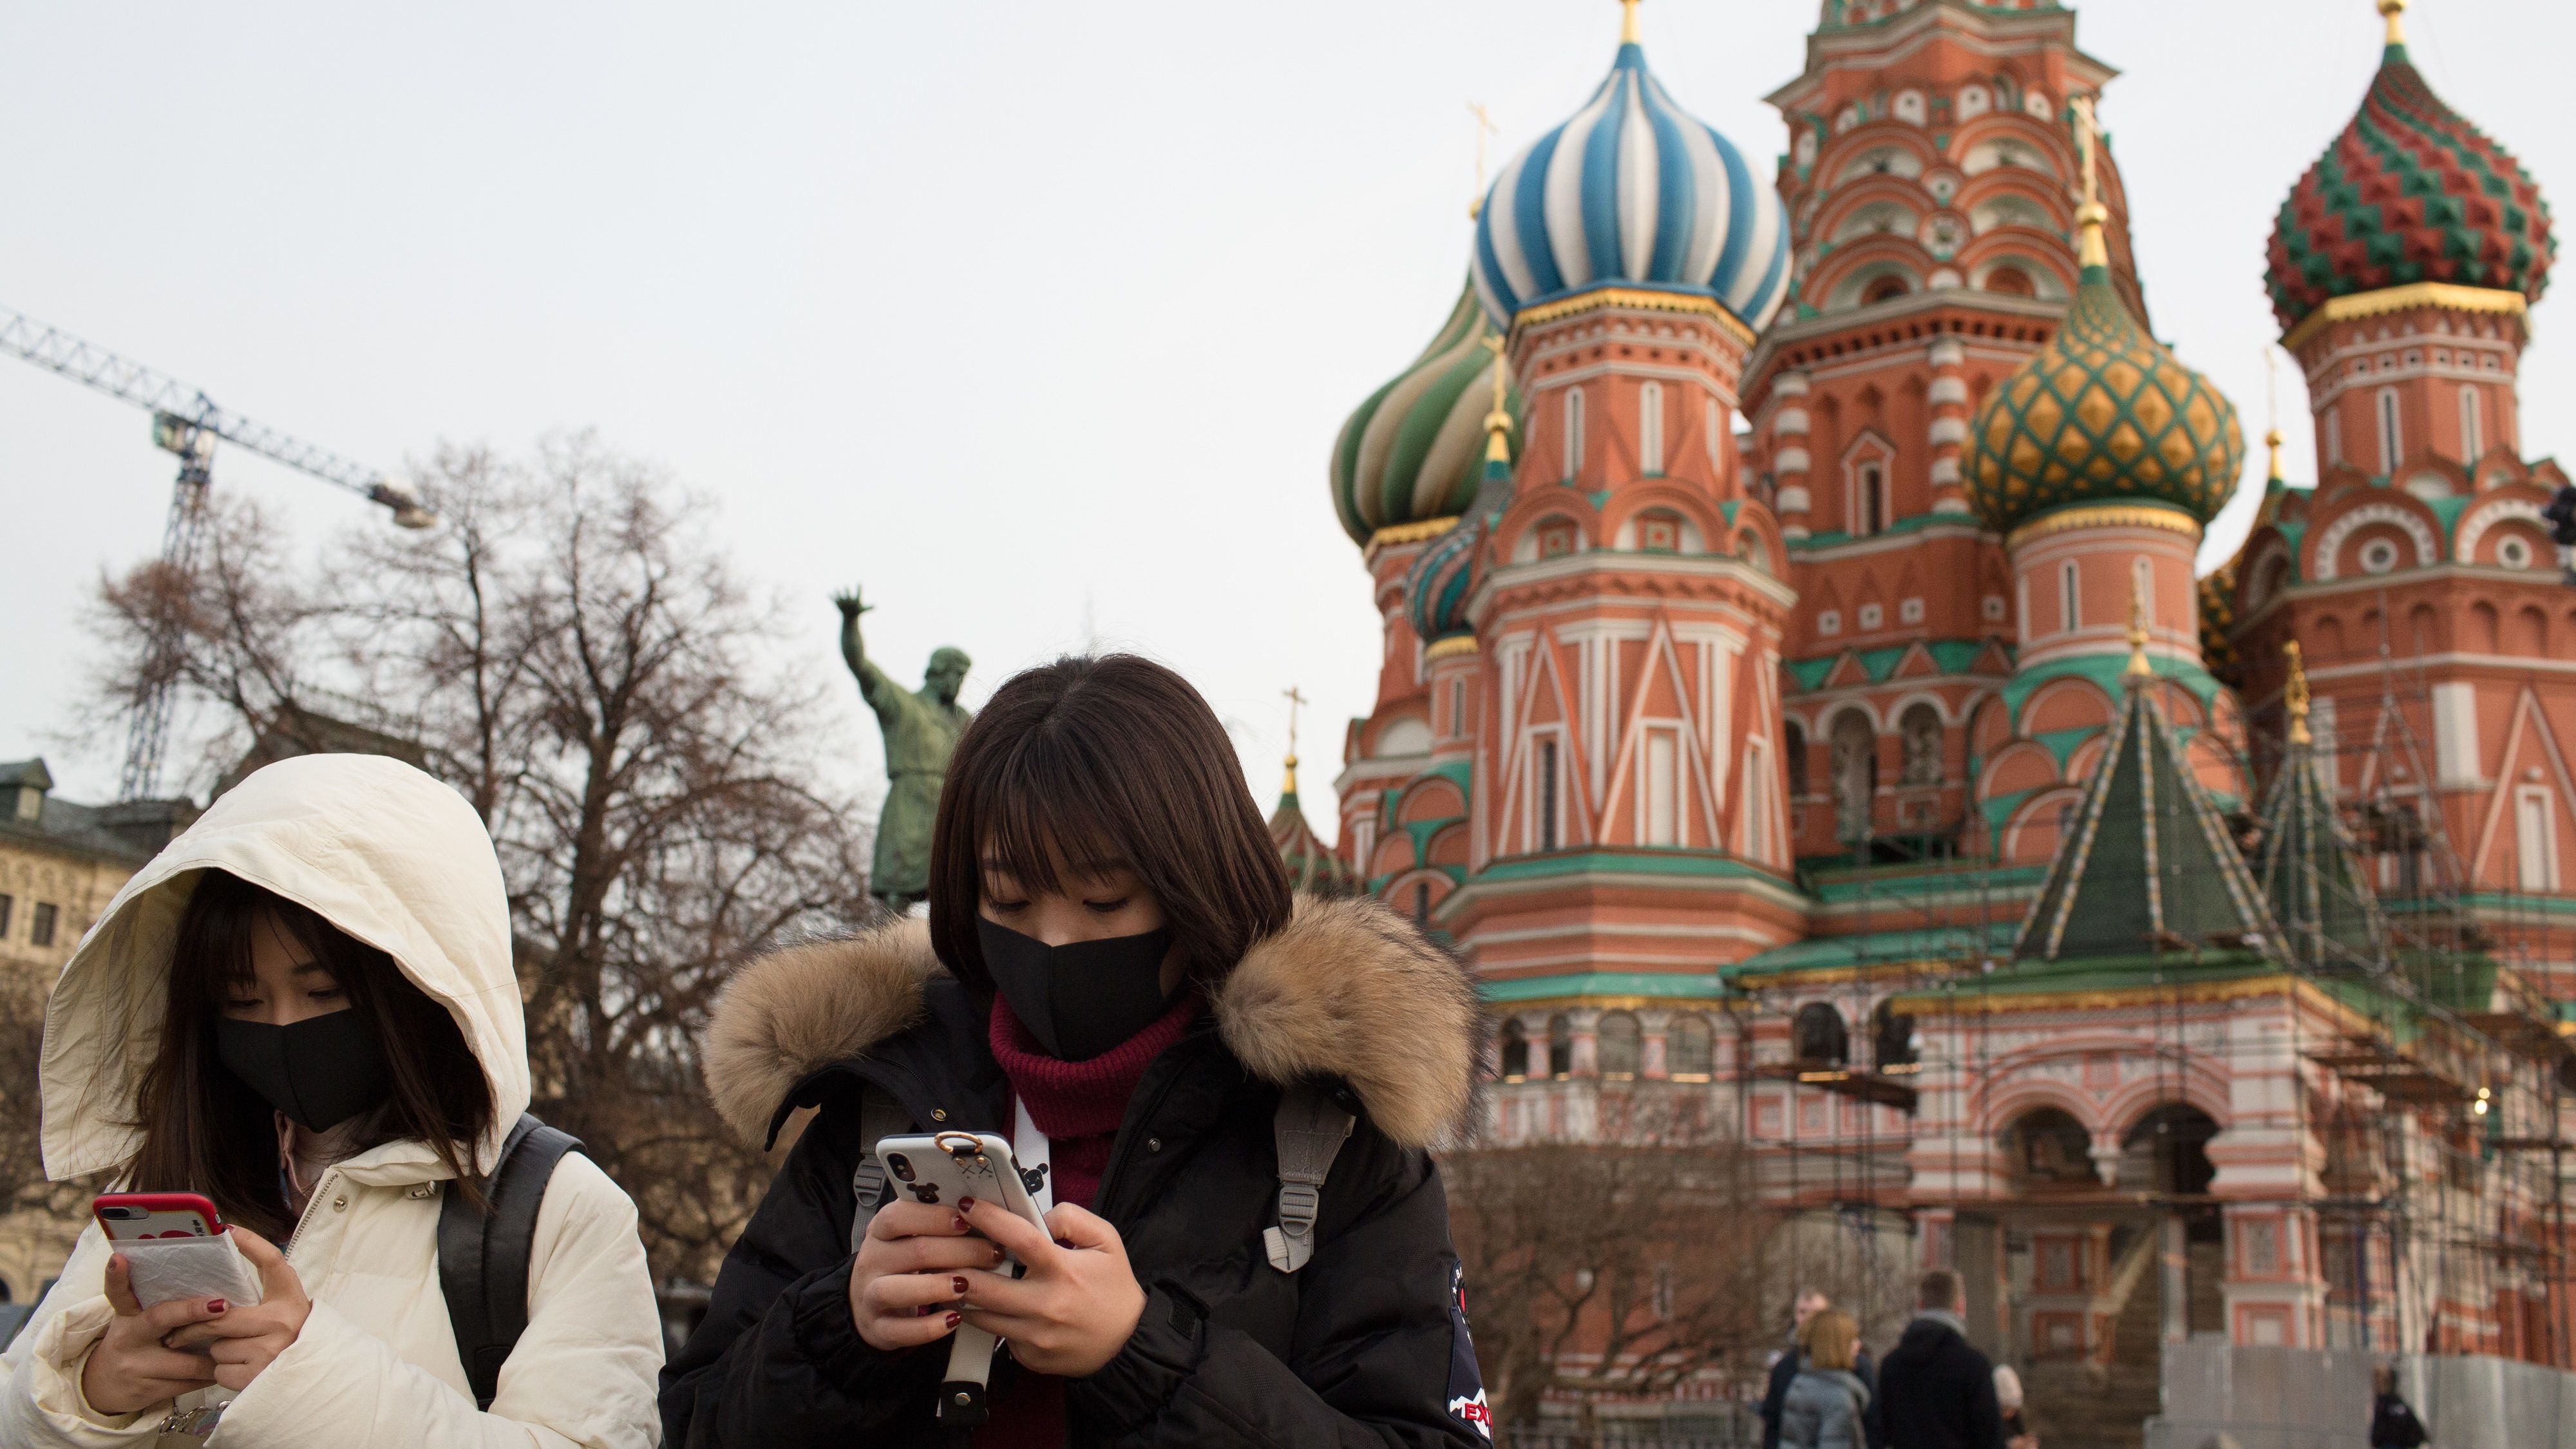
[437, 1112, 586, 1412]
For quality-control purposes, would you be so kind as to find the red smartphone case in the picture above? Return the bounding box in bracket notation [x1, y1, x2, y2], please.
[93, 1191, 225, 1240]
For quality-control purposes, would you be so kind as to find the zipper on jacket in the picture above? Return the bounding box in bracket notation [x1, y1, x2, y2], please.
[281, 1164, 340, 1262]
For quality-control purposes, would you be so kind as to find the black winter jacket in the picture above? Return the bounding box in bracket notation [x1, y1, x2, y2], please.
[1867, 1316, 2001, 1449]
[659, 896, 1492, 1448]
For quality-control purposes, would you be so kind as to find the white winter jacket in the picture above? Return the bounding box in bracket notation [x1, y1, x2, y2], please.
[0, 754, 663, 1448]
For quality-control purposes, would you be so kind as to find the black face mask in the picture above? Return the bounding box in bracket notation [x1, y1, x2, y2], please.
[978, 917, 1177, 1062]
[215, 1009, 394, 1132]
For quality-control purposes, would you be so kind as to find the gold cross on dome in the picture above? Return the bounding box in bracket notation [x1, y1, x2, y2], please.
[2284, 641, 2313, 746]
[1468, 102, 1497, 219]
[2125, 574, 2154, 679]
[1281, 685, 1309, 797]
[2069, 95, 2110, 269]
[1283, 685, 1308, 762]
[2070, 95, 2101, 210]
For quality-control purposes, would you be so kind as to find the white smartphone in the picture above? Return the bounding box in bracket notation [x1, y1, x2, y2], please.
[874, 1131, 1048, 1263]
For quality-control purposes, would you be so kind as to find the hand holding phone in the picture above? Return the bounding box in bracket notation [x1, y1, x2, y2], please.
[82, 1195, 239, 1417]
[844, 1132, 1046, 1355]
[92, 1193, 264, 1313]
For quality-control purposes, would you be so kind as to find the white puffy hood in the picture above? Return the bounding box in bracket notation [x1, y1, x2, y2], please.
[41, 753, 529, 1182]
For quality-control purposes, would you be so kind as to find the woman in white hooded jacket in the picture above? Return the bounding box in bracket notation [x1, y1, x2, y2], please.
[0, 754, 663, 1448]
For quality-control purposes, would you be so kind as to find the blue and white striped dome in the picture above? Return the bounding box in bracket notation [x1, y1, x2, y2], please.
[1471, 38, 1792, 332]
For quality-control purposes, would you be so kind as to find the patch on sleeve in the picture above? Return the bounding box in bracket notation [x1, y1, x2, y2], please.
[1446, 1260, 1493, 1441]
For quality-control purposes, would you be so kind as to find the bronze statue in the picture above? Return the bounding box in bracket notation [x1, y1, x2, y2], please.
[833, 587, 972, 911]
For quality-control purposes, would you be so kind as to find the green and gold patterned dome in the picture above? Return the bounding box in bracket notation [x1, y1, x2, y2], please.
[1965, 264, 2244, 539]
[1967, 108, 2244, 540]
[1331, 281, 1522, 547]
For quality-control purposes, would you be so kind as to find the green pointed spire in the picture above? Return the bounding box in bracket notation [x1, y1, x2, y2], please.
[2258, 643, 2385, 971]
[2017, 673, 2275, 962]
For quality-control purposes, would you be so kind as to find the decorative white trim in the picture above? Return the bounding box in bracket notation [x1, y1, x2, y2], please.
[1776, 447, 1813, 474]
[1774, 408, 1812, 437]
[2310, 502, 2439, 581]
[2456, 497, 2544, 562]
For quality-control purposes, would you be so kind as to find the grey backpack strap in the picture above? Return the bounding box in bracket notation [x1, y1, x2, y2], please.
[1262, 1083, 1355, 1274]
[846, 1089, 914, 1253]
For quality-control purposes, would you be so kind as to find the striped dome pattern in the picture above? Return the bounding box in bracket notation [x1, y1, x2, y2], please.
[1330, 282, 1522, 547]
[1406, 448, 1517, 645]
[1472, 38, 1791, 332]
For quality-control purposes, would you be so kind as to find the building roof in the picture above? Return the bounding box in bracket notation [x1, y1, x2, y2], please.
[2014, 664, 2273, 963]
[2256, 649, 2385, 974]
[0, 760, 157, 869]
[1330, 283, 1523, 549]
[1267, 768, 1359, 899]
[2266, 20, 2552, 335]
[1963, 252, 2244, 538]
[1469, 16, 1790, 332]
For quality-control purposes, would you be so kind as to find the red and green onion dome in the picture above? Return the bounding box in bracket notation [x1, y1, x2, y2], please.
[1966, 244, 2244, 539]
[2266, 27, 2552, 332]
[1329, 281, 1523, 547]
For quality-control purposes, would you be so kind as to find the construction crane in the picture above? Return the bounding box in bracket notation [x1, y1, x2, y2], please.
[0, 304, 435, 801]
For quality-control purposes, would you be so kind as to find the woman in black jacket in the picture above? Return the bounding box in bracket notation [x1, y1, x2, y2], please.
[659, 654, 1489, 1447]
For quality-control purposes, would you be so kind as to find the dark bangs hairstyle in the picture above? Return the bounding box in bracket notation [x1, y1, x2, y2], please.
[927, 654, 1294, 993]
[127, 869, 495, 1240]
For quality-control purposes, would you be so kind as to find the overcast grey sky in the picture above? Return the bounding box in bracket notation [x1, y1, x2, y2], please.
[3, 2, 2566, 836]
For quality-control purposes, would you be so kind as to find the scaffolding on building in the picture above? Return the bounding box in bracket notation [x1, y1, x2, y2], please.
[1747, 602, 2575, 1379]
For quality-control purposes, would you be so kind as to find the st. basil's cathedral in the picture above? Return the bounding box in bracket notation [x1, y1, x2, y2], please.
[1300, 0, 2576, 1438]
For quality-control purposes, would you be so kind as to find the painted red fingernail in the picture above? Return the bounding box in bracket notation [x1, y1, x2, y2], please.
[952, 1275, 969, 1295]
[992, 1245, 1007, 1264]
[958, 1196, 976, 1211]
[206, 1300, 226, 1315]
[945, 1311, 962, 1328]
[952, 1213, 969, 1231]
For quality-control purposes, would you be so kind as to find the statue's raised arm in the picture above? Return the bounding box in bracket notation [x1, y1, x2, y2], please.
[833, 585, 898, 714]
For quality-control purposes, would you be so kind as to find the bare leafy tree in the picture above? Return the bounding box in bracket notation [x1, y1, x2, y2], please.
[83, 434, 875, 1283]
[1445, 1094, 1774, 1434]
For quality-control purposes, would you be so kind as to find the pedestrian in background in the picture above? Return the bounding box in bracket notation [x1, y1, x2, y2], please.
[1763, 1289, 1879, 1449]
[2369, 1363, 2427, 1449]
[1779, 1308, 1871, 1449]
[1869, 1269, 2004, 1449]
[1994, 1364, 2035, 1449]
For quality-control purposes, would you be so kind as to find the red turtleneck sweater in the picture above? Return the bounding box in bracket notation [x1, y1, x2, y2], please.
[971, 990, 1200, 1446]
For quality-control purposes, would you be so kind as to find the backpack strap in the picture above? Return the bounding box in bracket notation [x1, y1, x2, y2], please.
[1262, 1083, 1354, 1274]
[846, 1088, 915, 1253]
[437, 1112, 585, 1412]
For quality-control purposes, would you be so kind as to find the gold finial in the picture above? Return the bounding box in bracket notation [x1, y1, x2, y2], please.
[1467, 102, 1498, 220]
[2380, 0, 2407, 47]
[2266, 428, 2286, 482]
[2283, 641, 2313, 746]
[1282, 685, 1309, 797]
[2125, 572, 2154, 679]
[1620, 0, 1643, 46]
[1481, 334, 1513, 464]
[2070, 95, 2110, 270]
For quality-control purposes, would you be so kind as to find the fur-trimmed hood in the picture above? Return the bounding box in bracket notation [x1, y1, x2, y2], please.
[704, 895, 1477, 1151]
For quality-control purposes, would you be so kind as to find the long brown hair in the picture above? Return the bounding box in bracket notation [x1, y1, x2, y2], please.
[126, 869, 495, 1240]
[927, 654, 1293, 994]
